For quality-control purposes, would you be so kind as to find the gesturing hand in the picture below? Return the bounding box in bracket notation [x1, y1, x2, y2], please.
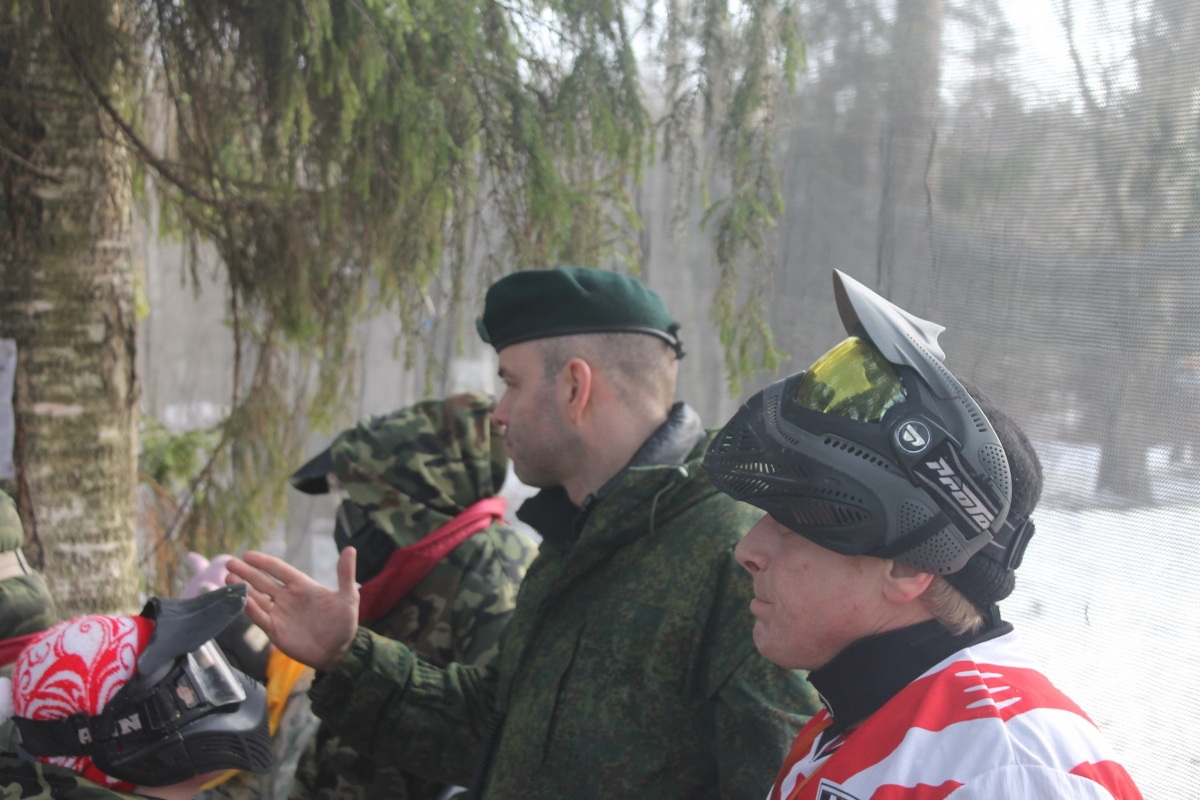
[225, 547, 359, 672]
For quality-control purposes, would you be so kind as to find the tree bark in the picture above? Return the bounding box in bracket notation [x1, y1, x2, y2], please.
[876, 0, 945, 306]
[0, 1, 141, 615]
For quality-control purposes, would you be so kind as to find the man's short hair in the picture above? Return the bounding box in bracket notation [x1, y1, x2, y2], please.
[537, 332, 678, 407]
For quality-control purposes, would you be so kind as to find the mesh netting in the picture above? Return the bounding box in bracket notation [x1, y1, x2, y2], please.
[647, 1, 1198, 794]
[139, 1, 1196, 794]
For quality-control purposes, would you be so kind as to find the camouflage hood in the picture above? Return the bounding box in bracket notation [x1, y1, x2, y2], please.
[0, 491, 56, 642]
[329, 393, 508, 548]
[0, 490, 23, 554]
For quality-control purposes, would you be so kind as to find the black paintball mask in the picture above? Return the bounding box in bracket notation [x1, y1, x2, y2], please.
[704, 270, 1035, 576]
[14, 584, 272, 786]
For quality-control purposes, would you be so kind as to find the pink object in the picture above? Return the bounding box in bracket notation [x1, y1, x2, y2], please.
[13, 615, 155, 791]
[182, 552, 235, 599]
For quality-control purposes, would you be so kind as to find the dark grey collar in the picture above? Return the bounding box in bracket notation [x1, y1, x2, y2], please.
[517, 402, 706, 549]
[587, 401, 706, 505]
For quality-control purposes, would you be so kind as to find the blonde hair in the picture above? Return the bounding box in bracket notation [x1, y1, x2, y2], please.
[922, 576, 984, 635]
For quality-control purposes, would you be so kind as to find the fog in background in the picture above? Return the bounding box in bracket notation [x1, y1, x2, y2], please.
[138, 1, 1200, 793]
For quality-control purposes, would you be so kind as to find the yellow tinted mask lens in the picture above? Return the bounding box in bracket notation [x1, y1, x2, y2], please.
[794, 337, 906, 422]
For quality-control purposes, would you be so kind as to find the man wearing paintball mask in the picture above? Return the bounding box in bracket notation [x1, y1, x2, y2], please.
[0, 584, 272, 800]
[702, 271, 1142, 799]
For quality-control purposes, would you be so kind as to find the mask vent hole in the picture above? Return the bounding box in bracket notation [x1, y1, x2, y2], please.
[765, 396, 802, 446]
[735, 424, 764, 452]
[729, 461, 809, 481]
[717, 475, 776, 497]
[822, 436, 892, 470]
[898, 498, 936, 536]
[785, 498, 869, 527]
[897, 526, 964, 575]
[959, 394, 991, 434]
[978, 444, 1011, 498]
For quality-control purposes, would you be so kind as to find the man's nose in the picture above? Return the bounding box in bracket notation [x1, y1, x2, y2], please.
[734, 535, 765, 575]
[491, 393, 511, 427]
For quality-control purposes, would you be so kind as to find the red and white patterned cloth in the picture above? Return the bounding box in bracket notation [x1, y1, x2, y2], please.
[769, 631, 1142, 800]
[10, 615, 155, 791]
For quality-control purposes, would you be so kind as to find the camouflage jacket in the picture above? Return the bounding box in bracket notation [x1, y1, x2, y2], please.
[290, 395, 536, 800]
[0, 490, 56, 642]
[0, 757, 145, 800]
[309, 430, 822, 800]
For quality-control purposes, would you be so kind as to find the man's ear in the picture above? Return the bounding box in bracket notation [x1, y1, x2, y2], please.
[882, 561, 935, 606]
[561, 357, 594, 424]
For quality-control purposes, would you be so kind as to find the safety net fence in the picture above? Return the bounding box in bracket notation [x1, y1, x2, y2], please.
[641, 1, 1198, 795]
[137, 0, 1196, 795]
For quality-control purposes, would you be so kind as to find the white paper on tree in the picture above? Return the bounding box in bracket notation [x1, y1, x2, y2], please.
[0, 340, 15, 480]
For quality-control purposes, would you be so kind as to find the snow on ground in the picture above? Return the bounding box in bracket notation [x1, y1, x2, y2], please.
[1007, 440, 1200, 797]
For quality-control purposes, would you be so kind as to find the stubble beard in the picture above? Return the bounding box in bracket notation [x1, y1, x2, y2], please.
[507, 381, 584, 489]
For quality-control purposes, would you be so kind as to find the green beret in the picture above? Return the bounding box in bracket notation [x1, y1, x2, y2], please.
[476, 266, 683, 356]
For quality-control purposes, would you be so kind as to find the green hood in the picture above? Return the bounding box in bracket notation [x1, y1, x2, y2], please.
[0, 490, 23, 554]
[0, 490, 56, 641]
[330, 392, 508, 548]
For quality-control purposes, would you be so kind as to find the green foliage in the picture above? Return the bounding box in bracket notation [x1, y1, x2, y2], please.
[139, 415, 219, 492]
[659, 0, 802, 392]
[8, 0, 804, 560]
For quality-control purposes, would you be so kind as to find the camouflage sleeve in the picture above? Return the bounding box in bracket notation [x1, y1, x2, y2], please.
[308, 627, 499, 786]
[449, 525, 535, 668]
[702, 548, 822, 800]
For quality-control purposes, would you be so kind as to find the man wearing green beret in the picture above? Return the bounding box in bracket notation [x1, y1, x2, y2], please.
[227, 266, 821, 800]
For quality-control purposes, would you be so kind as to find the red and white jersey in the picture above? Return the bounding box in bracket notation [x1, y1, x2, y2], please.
[769, 631, 1142, 800]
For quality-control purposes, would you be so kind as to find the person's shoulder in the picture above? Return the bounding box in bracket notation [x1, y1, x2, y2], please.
[449, 520, 538, 576]
[648, 461, 761, 548]
[952, 763, 1137, 799]
[0, 757, 144, 800]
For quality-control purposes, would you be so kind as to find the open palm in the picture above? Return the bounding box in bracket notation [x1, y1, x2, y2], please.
[226, 547, 359, 672]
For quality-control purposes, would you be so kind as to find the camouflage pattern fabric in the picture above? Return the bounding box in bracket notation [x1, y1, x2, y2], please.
[290, 393, 536, 800]
[308, 434, 822, 800]
[330, 392, 508, 548]
[0, 757, 144, 800]
[0, 491, 55, 642]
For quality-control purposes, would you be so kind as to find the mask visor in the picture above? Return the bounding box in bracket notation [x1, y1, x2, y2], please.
[793, 337, 906, 422]
[183, 641, 246, 708]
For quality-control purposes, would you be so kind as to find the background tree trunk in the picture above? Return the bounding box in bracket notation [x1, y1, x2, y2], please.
[0, 1, 141, 615]
[876, 0, 945, 305]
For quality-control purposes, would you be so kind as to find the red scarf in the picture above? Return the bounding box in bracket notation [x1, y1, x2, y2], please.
[0, 630, 45, 667]
[357, 497, 507, 622]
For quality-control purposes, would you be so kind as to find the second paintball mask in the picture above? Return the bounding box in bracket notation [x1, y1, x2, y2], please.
[13, 584, 272, 786]
[703, 270, 1034, 576]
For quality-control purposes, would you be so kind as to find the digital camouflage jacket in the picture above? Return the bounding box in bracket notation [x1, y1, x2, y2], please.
[0, 490, 56, 642]
[309, 418, 822, 800]
[0, 757, 144, 800]
[289, 394, 536, 800]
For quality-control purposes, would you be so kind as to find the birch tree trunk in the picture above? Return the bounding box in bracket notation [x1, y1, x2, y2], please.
[0, 1, 141, 615]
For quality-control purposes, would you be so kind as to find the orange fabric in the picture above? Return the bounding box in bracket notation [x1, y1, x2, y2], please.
[770, 713, 834, 800]
[357, 497, 507, 622]
[266, 647, 308, 735]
